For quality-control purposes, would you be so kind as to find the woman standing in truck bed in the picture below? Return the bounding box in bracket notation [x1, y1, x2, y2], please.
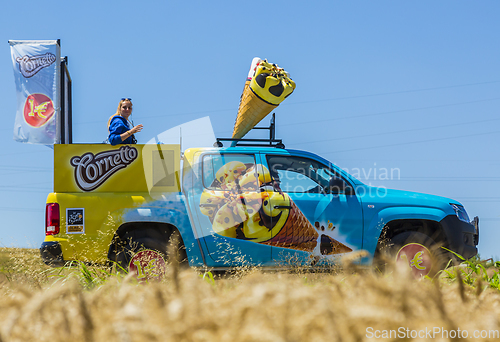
[107, 98, 143, 145]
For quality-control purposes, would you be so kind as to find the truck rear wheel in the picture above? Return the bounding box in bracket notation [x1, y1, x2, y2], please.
[117, 237, 168, 280]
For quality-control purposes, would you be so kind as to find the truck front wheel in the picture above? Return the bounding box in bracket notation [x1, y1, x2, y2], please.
[378, 231, 447, 277]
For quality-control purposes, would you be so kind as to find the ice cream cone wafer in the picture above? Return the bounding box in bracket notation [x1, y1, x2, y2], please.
[232, 85, 277, 140]
[242, 80, 250, 93]
[263, 199, 318, 252]
[320, 235, 353, 255]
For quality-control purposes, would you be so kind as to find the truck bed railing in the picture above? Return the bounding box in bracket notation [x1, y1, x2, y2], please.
[214, 113, 285, 148]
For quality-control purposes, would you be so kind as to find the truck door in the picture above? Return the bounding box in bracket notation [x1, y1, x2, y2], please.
[264, 155, 363, 264]
[192, 152, 274, 267]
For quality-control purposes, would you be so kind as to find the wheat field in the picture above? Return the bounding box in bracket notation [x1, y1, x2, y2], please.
[0, 247, 499, 342]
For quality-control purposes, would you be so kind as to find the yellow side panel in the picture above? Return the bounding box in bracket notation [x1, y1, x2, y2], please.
[50, 143, 181, 263]
[54, 144, 180, 193]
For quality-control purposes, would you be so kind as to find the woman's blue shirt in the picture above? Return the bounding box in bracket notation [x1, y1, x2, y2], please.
[108, 116, 135, 145]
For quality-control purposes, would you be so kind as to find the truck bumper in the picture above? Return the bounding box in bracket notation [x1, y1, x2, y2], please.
[439, 215, 479, 260]
[40, 241, 65, 266]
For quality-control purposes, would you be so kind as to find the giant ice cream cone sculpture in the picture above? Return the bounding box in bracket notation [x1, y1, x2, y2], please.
[232, 58, 296, 141]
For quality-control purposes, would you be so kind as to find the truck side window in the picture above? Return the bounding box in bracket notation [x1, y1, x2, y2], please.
[266, 155, 349, 194]
[202, 154, 257, 190]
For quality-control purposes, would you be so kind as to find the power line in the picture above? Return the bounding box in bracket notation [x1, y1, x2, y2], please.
[0, 207, 42, 212]
[3, 80, 500, 131]
[0, 150, 52, 157]
[70, 80, 500, 125]
[0, 165, 52, 170]
[283, 80, 500, 106]
[288, 117, 500, 146]
[215, 97, 500, 138]
[74, 108, 236, 125]
[280, 97, 500, 127]
[320, 130, 500, 155]
[0, 186, 52, 194]
[0, 171, 51, 177]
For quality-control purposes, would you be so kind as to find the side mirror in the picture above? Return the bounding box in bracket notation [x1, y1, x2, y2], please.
[344, 186, 354, 195]
[328, 177, 354, 195]
[328, 177, 345, 194]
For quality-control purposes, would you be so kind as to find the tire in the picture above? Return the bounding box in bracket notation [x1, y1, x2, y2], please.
[113, 228, 188, 278]
[116, 237, 168, 280]
[376, 231, 447, 277]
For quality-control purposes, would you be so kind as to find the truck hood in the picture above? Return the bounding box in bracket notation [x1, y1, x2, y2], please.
[361, 186, 460, 212]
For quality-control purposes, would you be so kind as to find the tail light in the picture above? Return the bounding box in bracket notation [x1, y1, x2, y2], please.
[45, 203, 60, 235]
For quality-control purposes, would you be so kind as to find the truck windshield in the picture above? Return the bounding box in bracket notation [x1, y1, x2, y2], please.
[266, 155, 347, 194]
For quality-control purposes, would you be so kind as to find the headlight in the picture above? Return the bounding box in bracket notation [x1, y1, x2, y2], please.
[450, 203, 470, 223]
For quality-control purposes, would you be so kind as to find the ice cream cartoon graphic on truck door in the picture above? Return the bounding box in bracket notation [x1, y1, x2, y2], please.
[198, 156, 354, 256]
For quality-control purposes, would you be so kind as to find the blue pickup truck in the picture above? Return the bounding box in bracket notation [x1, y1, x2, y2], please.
[40, 136, 479, 278]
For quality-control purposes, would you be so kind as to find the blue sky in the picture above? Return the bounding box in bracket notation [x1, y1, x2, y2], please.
[0, 1, 499, 260]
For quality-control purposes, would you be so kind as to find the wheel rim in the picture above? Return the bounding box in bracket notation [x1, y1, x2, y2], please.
[395, 243, 433, 278]
[128, 249, 166, 281]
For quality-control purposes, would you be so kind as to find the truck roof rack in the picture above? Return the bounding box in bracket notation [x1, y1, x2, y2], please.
[214, 113, 285, 148]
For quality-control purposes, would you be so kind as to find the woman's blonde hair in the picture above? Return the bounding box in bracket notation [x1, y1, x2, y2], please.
[107, 98, 133, 129]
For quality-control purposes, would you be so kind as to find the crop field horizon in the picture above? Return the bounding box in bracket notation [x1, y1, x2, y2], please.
[0, 247, 499, 342]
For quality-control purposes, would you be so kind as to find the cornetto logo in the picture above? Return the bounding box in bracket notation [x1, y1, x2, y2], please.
[16, 53, 56, 78]
[70, 146, 138, 191]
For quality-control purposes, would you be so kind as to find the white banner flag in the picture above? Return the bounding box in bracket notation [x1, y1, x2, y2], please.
[9, 40, 61, 144]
